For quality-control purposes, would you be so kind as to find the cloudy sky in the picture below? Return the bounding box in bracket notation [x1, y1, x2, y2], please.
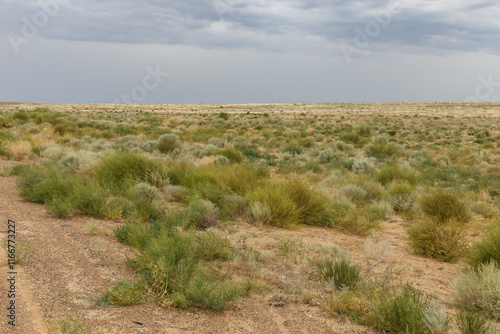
[1, 0, 500, 103]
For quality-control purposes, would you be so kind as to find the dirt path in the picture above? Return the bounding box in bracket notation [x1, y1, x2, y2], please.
[0, 171, 374, 333]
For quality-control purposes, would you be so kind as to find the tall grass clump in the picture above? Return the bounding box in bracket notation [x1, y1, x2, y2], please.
[420, 191, 471, 224]
[377, 165, 418, 186]
[157, 133, 182, 154]
[387, 182, 415, 213]
[316, 257, 361, 290]
[109, 229, 248, 310]
[95, 152, 166, 193]
[408, 218, 466, 263]
[455, 307, 496, 334]
[369, 284, 436, 334]
[455, 261, 500, 319]
[285, 180, 330, 226]
[247, 181, 299, 228]
[468, 218, 500, 268]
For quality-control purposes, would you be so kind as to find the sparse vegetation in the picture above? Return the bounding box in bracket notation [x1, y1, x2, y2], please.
[2, 104, 499, 333]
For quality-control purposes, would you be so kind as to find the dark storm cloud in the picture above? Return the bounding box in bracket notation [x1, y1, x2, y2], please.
[1, 0, 499, 54]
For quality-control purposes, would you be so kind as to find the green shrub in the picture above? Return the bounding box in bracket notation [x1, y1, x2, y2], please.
[132, 182, 162, 201]
[247, 182, 300, 228]
[16, 164, 46, 202]
[95, 152, 165, 193]
[377, 165, 418, 186]
[47, 197, 77, 218]
[316, 258, 361, 290]
[57, 316, 96, 334]
[340, 210, 382, 236]
[455, 261, 500, 318]
[468, 218, 500, 268]
[365, 143, 399, 159]
[184, 266, 250, 310]
[283, 145, 302, 156]
[369, 284, 432, 334]
[328, 200, 355, 226]
[186, 199, 220, 230]
[285, 180, 329, 226]
[121, 229, 244, 310]
[455, 308, 494, 334]
[337, 184, 368, 205]
[387, 182, 415, 213]
[408, 218, 466, 263]
[102, 280, 143, 306]
[420, 191, 471, 224]
[197, 231, 232, 261]
[215, 148, 243, 163]
[157, 133, 182, 154]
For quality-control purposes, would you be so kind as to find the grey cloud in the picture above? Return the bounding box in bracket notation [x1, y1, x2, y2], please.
[1, 0, 500, 55]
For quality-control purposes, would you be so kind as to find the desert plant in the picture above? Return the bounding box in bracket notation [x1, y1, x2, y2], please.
[247, 200, 271, 225]
[186, 199, 221, 230]
[455, 261, 500, 318]
[247, 182, 300, 228]
[157, 133, 182, 154]
[455, 307, 494, 334]
[387, 182, 415, 213]
[369, 284, 432, 334]
[420, 191, 471, 224]
[184, 266, 250, 310]
[57, 316, 98, 334]
[131, 182, 162, 202]
[285, 180, 329, 226]
[337, 184, 368, 205]
[408, 218, 466, 263]
[316, 257, 361, 290]
[95, 152, 165, 193]
[377, 165, 418, 186]
[277, 237, 305, 262]
[102, 280, 144, 306]
[468, 218, 500, 268]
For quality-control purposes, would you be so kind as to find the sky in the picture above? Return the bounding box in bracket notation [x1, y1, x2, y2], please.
[1, 0, 500, 104]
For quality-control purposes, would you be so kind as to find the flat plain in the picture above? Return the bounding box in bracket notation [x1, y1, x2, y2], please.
[0, 102, 499, 333]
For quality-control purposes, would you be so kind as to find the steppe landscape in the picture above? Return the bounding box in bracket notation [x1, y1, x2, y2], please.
[0, 102, 499, 333]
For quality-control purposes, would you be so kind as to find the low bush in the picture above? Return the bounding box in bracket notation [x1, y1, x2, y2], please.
[455, 307, 495, 334]
[377, 165, 418, 186]
[408, 218, 466, 263]
[285, 180, 330, 226]
[337, 184, 368, 205]
[369, 284, 435, 334]
[114, 229, 245, 310]
[387, 182, 415, 213]
[157, 133, 182, 154]
[316, 257, 361, 290]
[183, 266, 250, 310]
[216, 148, 244, 163]
[420, 191, 471, 224]
[95, 152, 166, 194]
[102, 280, 144, 306]
[247, 201, 271, 226]
[455, 261, 500, 319]
[468, 218, 500, 268]
[247, 182, 300, 228]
